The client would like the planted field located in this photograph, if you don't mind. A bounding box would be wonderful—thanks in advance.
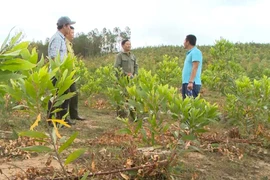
[0,33,270,179]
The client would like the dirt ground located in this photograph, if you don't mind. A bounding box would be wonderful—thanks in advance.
[0,102,270,180]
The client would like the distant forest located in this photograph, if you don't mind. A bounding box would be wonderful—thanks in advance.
[29,26,131,59]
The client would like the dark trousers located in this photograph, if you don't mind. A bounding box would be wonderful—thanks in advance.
[69,83,79,119]
[182,82,201,99]
[47,77,70,120]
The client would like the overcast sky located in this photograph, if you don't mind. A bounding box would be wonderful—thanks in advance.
[1,0,269,48]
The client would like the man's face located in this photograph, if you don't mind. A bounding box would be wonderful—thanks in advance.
[66,29,74,41]
[183,38,189,49]
[122,41,131,52]
[63,24,71,36]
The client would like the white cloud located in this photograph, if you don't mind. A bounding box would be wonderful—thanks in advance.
[1,0,270,48]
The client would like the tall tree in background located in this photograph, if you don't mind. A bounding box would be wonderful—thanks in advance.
[73,32,90,57]
[30,26,131,59]
[28,38,49,59]
[74,26,131,57]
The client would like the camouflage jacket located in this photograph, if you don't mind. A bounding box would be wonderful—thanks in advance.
[114,51,138,76]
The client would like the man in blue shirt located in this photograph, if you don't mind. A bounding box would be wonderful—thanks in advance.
[182,34,203,99]
[47,16,76,126]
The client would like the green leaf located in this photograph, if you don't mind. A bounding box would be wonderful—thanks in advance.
[134,119,143,134]
[118,128,132,135]
[80,171,90,180]
[65,149,86,165]
[181,134,196,141]
[1,50,22,57]
[20,48,31,60]
[127,170,138,176]
[0,59,36,71]
[189,145,202,153]
[51,128,57,144]
[0,27,14,51]
[30,48,38,64]
[12,41,29,51]
[20,145,52,153]
[19,131,48,139]
[37,54,45,68]
[11,129,19,140]
[53,92,76,108]
[57,71,76,96]
[51,108,63,114]
[195,128,208,133]
[211,143,219,148]
[9,32,22,46]
[0,71,25,81]
[173,131,179,138]
[58,132,78,154]
[25,80,37,99]
[57,79,74,96]
[59,136,67,144]
[162,123,170,132]
[140,129,148,142]
[12,105,28,110]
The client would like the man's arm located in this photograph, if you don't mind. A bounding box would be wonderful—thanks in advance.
[114,54,122,77]
[48,38,61,59]
[187,50,202,90]
[189,61,199,83]
[114,54,122,68]
[134,57,138,75]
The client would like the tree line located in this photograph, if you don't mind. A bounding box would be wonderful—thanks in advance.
[29,26,131,59]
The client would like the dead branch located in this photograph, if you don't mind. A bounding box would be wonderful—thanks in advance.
[53,160,169,180]
[200,136,262,145]
[0,168,10,180]
[0,130,12,134]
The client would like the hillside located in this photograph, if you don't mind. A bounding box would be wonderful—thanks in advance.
[1,36,270,179]
[84,43,270,77]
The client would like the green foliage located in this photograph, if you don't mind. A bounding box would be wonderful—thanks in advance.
[0,31,86,179]
[20,146,52,153]
[28,38,49,60]
[58,132,78,153]
[74,58,90,90]
[156,55,182,87]
[121,69,219,145]
[225,75,270,136]
[169,97,219,136]
[74,27,131,57]
[210,38,236,61]
[64,148,86,165]
[128,87,219,145]
[4,28,270,178]
[0,31,35,106]
[79,54,219,145]
[106,71,130,114]
[125,69,176,144]
[202,60,246,93]
[31,27,131,58]
[202,38,246,93]
[80,64,116,98]
[19,131,48,139]
[4,53,77,116]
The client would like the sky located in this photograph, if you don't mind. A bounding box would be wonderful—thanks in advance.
[1,0,270,48]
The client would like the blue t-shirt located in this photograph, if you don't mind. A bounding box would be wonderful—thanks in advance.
[182,46,203,85]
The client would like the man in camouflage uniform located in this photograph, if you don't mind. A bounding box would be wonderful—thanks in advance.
[114,39,138,78]
[114,39,138,120]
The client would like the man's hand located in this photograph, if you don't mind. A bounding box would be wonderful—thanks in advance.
[187,82,193,90]
[127,73,133,76]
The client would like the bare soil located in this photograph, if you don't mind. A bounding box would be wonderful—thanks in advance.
[0,102,270,179]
